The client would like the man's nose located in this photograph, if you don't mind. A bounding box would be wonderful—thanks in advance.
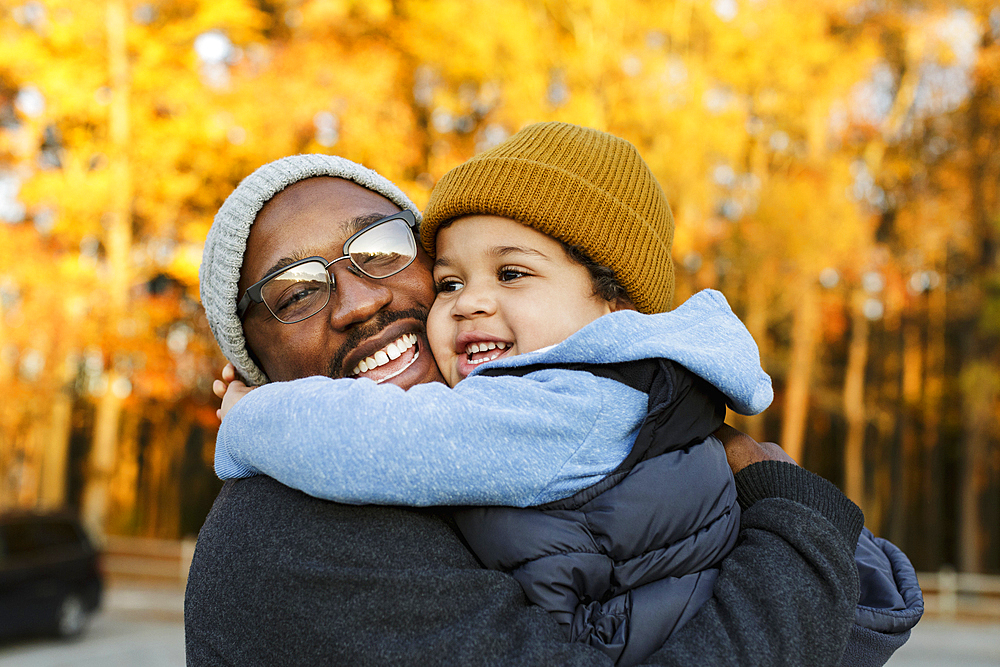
[326,263,393,329]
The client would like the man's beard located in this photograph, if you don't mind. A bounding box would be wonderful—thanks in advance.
[325,306,429,379]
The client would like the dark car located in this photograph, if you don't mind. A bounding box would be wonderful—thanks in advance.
[0,511,103,639]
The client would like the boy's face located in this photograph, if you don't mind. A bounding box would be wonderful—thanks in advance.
[428,215,616,387]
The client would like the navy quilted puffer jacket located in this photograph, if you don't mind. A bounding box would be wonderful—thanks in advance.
[456,359,737,666]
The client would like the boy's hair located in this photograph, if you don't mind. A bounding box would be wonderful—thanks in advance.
[422,122,675,314]
[559,242,631,305]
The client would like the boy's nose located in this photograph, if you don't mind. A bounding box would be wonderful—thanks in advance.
[452,284,495,319]
[326,263,393,329]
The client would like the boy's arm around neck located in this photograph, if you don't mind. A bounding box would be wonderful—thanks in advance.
[214,370,645,506]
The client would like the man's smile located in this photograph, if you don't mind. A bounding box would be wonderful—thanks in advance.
[350,332,421,383]
[325,305,434,385]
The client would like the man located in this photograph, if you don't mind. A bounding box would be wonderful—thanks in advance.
[185,154,885,666]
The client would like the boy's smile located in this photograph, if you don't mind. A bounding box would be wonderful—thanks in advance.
[428,215,620,387]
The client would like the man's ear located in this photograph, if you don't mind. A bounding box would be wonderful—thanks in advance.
[609,296,637,312]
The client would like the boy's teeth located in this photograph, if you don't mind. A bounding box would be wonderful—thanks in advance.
[351,334,419,377]
[464,341,508,355]
[464,340,511,365]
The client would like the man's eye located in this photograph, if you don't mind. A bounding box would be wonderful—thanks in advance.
[498,267,528,282]
[435,278,463,294]
[358,251,403,270]
[274,283,322,312]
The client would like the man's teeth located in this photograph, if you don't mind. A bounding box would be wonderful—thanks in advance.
[465,341,509,365]
[351,334,417,376]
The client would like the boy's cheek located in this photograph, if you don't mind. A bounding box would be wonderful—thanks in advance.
[426,301,458,387]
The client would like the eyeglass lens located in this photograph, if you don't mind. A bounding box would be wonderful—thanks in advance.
[348,220,416,279]
[260,217,416,323]
[261,261,330,323]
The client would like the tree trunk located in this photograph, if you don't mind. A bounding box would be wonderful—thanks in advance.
[956,24,999,574]
[82,0,132,538]
[842,292,869,509]
[39,387,74,509]
[895,315,923,550]
[920,280,946,568]
[781,278,819,464]
[83,384,123,535]
[106,409,142,534]
[959,362,997,573]
[739,275,770,443]
[16,416,42,507]
[139,410,186,538]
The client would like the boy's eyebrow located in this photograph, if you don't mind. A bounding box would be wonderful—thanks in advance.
[490,245,550,260]
[433,245,550,271]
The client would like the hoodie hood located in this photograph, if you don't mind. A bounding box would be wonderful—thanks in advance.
[474,289,772,416]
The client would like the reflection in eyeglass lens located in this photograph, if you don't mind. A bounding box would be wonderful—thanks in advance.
[349,219,416,277]
[263,262,329,322]
[257,218,416,323]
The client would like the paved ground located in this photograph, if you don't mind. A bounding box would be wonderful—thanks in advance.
[0,584,185,667]
[887,618,1000,666]
[1,584,996,666]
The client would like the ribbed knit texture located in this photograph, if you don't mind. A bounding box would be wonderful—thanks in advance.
[422,122,676,314]
[734,461,865,547]
[199,154,421,385]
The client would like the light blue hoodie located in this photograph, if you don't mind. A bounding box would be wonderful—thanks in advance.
[215,289,772,507]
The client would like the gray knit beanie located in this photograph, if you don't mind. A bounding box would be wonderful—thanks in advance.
[199,154,422,385]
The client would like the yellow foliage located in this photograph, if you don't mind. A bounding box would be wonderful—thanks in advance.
[0,0,998,553]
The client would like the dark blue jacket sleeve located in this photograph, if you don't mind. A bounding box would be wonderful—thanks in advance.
[640,461,865,667]
[840,528,924,667]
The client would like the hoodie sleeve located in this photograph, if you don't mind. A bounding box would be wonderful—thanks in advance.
[214,370,646,507]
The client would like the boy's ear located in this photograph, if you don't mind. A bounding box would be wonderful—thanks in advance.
[609,296,637,312]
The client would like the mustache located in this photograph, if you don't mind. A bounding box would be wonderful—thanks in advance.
[326,306,429,379]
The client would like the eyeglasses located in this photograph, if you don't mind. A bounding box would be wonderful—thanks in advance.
[237,210,418,324]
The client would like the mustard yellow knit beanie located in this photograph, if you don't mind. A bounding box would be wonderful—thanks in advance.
[422,122,675,314]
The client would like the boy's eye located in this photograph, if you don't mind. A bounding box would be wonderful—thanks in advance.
[497,267,529,282]
[435,278,463,294]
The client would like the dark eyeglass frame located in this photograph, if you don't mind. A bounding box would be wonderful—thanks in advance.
[236,209,418,323]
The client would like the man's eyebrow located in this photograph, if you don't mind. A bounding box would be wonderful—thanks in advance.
[259,254,311,282]
[256,212,395,280]
[344,212,394,237]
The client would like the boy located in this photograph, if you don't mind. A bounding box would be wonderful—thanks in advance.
[215,124,919,666]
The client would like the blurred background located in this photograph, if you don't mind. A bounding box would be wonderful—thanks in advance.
[0,0,999,657]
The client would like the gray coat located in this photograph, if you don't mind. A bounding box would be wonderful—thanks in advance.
[185,461,866,666]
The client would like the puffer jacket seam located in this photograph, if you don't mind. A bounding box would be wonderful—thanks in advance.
[503,503,739,573]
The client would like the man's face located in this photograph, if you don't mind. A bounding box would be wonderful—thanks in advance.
[238,177,444,388]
